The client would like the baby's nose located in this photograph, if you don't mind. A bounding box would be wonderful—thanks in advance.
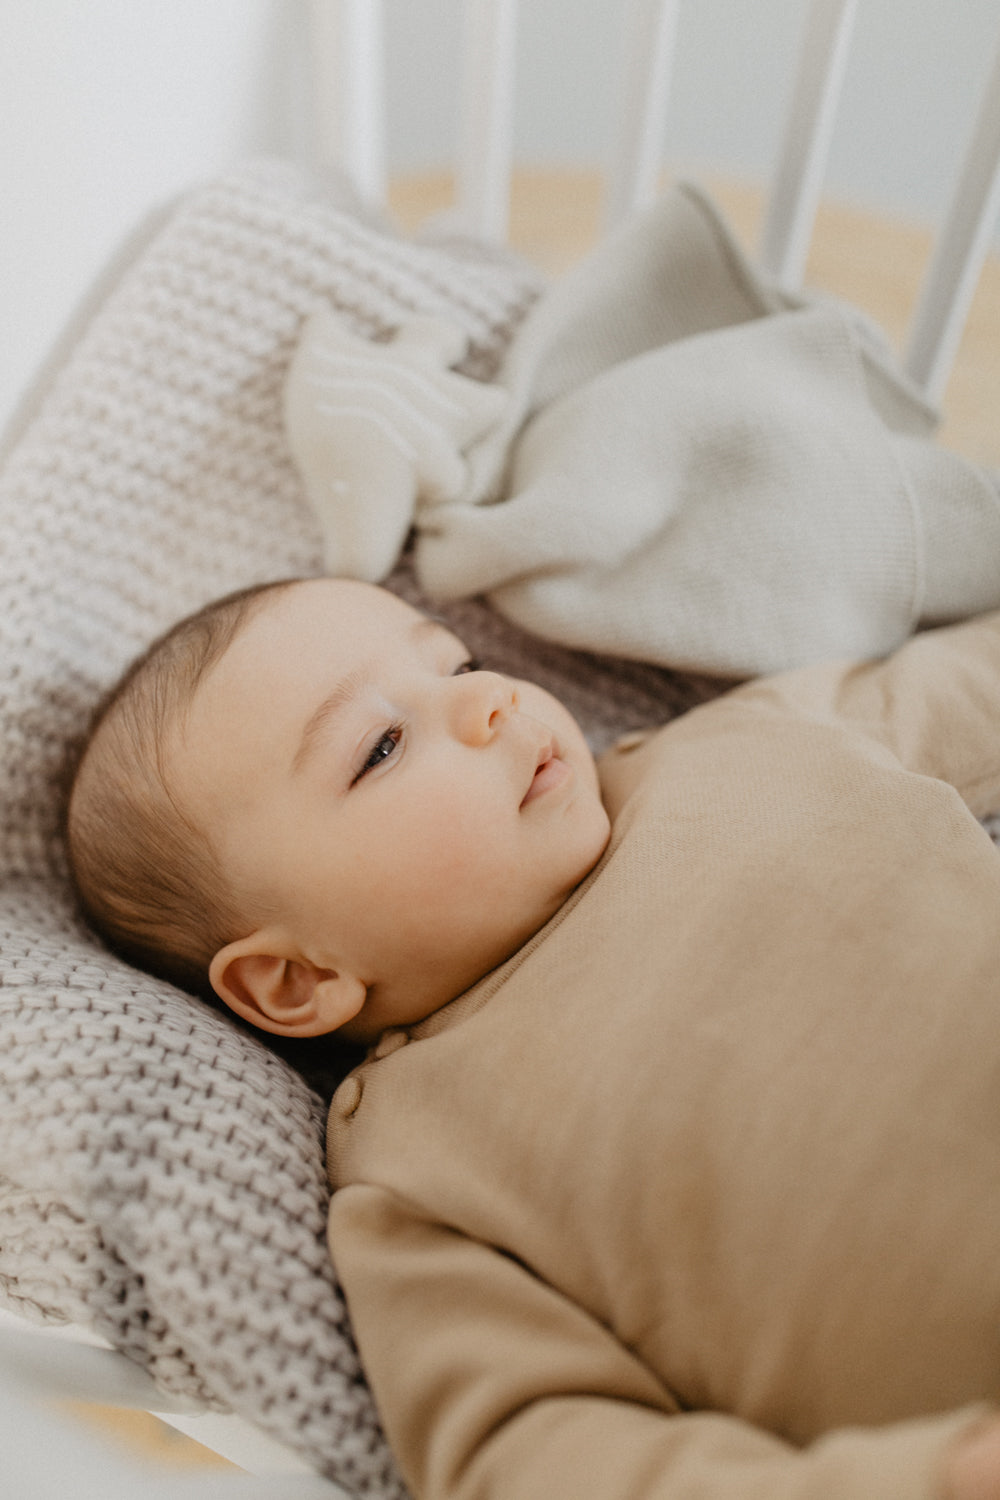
[452,672,519,746]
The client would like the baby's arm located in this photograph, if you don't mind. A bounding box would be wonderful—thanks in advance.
[737,608,1000,818]
[330,1186,987,1500]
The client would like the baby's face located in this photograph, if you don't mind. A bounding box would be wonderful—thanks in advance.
[171,579,610,1042]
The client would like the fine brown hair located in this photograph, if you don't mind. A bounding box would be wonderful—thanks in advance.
[65,578,302,998]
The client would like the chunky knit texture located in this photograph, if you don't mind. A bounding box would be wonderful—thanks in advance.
[0,159,738,1493]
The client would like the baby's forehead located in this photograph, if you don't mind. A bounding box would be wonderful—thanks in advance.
[191,579,443,714]
[249,579,459,660]
[260,577,426,633]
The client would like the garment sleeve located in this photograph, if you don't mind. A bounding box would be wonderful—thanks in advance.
[329,1185,984,1500]
[738,608,1000,817]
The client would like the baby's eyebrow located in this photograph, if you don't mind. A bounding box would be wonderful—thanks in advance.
[291,615,462,775]
[410,613,460,645]
[291,666,369,776]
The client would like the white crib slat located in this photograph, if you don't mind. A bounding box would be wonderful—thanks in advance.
[759,0,858,288]
[0,1323,199,1412]
[0,1313,344,1486]
[0,1365,348,1500]
[155,1410,333,1478]
[604,0,681,231]
[905,37,1000,405]
[456,0,519,242]
[309,0,387,205]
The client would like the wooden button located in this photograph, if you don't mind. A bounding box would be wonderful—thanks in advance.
[615,729,649,752]
[374,1030,409,1060]
[335,1076,364,1119]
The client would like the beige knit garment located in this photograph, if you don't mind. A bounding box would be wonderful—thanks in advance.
[329,608,1000,1500]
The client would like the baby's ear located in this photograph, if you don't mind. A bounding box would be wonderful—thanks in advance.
[209,932,367,1038]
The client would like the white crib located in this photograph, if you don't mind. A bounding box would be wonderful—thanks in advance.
[313,0,1000,409]
[3,1,1000,1493]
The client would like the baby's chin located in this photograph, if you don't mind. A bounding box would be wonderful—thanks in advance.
[582,801,613,872]
[555,795,613,903]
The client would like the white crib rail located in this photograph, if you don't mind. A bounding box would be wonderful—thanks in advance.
[0,1367,349,1500]
[309,0,386,205]
[758,0,859,288]
[608,0,860,283]
[310,0,520,240]
[311,0,1000,406]
[456,0,519,241]
[305,0,863,274]
[0,1310,348,1495]
[0,1318,201,1413]
[605,0,681,230]
[905,33,1000,406]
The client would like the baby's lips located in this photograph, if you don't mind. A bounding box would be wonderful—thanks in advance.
[520,735,558,808]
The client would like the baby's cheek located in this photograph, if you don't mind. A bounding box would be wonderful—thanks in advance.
[430,816,497,885]
[396,794,489,883]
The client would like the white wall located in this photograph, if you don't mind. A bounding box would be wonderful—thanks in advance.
[3,0,999,434]
[1,0,312,435]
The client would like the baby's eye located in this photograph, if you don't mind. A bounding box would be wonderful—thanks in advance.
[454,657,484,675]
[353,724,403,785]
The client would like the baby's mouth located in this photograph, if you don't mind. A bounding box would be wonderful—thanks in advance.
[520,739,567,808]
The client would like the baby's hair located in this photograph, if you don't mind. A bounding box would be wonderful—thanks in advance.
[66,577,303,999]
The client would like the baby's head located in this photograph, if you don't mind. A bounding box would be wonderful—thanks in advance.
[67,578,611,1043]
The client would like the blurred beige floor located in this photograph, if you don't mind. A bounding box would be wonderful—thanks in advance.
[73,162,1000,1476]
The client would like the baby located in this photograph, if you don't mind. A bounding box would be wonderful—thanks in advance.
[67,575,1000,1500]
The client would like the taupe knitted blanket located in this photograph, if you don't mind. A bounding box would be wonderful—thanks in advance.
[0,160,729,1495]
